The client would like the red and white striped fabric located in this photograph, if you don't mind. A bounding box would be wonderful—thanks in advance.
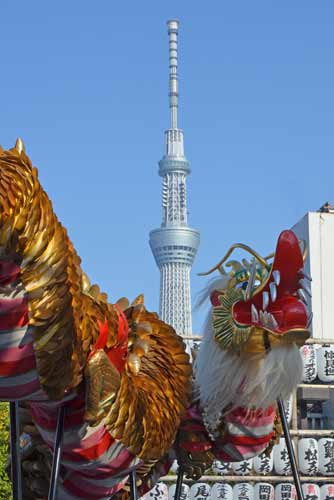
[213,406,276,461]
[0,259,142,499]
[0,259,44,401]
[178,403,275,465]
[30,395,142,499]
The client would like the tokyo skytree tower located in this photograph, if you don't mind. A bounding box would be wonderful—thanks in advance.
[149,20,200,341]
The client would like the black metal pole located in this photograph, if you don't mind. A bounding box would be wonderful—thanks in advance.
[48,405,66,500]
[277,396,304,500]
[173,467,184,500]
[129,469,138,500]
[9,401,22,500]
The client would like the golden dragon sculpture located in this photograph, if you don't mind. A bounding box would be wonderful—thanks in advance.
[0,140,311,499]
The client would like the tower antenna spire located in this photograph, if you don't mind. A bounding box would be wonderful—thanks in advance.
[150,20,200,350]
[167,19,179,129]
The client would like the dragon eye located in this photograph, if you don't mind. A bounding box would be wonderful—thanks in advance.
[236,281,248,290]
[236,279,261,292]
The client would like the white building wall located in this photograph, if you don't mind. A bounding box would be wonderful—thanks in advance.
[292,211,334,340]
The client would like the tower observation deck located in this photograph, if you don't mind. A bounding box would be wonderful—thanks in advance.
[149,20,200,342]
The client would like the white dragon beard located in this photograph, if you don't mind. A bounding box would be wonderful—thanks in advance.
[194,278,303,434]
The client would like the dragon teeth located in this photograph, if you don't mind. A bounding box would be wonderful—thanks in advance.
[272,270,280,286]
[262,291,269,311]
[269,282,277,302]
[251,304,259,323]
[268,313,278,330]
[299,279,312,297]
[259,310,278,330]
[299,268,312,281]
[298,288,308,304]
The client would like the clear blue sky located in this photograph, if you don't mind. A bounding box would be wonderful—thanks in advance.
[1,1,334,332]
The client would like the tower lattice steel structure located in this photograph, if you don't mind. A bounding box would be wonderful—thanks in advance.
[149,20,200,342]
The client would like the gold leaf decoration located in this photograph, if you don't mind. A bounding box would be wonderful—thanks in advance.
[84,350,121,426]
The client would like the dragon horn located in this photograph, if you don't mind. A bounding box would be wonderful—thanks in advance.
[14,138,25,154]
[245,258,257,301]
[198,243,270,276]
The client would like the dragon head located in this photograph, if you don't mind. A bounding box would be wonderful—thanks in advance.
[202,230,311,354]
